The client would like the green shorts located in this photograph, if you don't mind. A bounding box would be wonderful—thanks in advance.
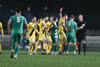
[11,32,22,44]
[51,35,58,43]
[66,32,76,43]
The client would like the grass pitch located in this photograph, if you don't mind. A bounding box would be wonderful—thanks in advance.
[0,50,100,67]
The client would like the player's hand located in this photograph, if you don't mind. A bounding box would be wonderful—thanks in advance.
[60,8,63,12]
[47,32,51,36]
[78,26,83,30]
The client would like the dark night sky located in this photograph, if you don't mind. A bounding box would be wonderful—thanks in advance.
[0,0,100,30]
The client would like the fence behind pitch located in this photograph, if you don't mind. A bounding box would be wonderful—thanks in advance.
[1,35,100,51]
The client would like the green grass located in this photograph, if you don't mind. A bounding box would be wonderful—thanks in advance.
[0,50,100,67]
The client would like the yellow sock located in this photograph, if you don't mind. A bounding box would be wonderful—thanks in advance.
[48,44,52,51]
[59,41,63,50]
[0,44,2,52]
[44,43,48,52]
[41,45,44,52]
[29,44,33,52]
[34,44,39,52]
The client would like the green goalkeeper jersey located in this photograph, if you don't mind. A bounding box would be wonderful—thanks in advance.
[9,15,27,34]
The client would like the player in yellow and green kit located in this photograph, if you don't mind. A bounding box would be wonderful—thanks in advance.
[0,22,4,54]
[8,8,28,58]
[49,17,59,55]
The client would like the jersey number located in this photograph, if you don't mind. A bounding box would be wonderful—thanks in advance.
[17,17,21,23]
[68,22,71,26]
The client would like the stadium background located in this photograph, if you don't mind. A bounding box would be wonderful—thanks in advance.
[0,0,100,51]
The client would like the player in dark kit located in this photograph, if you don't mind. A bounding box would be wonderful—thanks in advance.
[76,15,87,55]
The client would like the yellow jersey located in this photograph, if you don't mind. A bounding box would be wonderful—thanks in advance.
[45,21,51,32]
[28,22,38,37]
[39,20,46,34]
[28,22,39,42]
[0,22,3,36]
[59,17,65,25]
[0,22,3,29]
[58,17,65,33]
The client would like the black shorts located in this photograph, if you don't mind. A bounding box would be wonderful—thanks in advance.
[76,34,86,42]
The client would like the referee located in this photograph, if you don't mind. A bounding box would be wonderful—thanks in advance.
[76,15,87,55]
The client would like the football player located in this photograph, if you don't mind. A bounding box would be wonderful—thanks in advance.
[0,22,4,54]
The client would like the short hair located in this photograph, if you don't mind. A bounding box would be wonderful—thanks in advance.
[53,16,57,21]
[78,14,84,17]
[15,8,21,13]
[70,15,74,18]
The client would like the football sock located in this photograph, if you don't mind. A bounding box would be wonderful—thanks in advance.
[78,43,81,55]
[15,45,20,55]
[34,44,38,52]
[59,41,63,50]
[76,42,79,50]
[51,45,55,52]
[54,45,57,52]
[83,44,86,55]
[66,45,70,52]
[44,43,48,52]
[73,45,76,53]
[48,44,52,51]
[29,44,33,52]
[0,44,2,52]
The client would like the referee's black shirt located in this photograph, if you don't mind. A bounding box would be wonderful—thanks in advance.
[76,21,87,36]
